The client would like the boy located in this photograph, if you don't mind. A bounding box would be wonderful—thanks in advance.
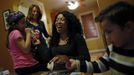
[66,1,134,75]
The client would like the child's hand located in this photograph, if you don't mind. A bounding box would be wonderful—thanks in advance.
[25,28,32,34]
[66,59,78,70]
[33,39,40,45]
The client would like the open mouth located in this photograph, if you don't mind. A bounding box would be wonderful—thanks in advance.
[57,26,62,29]
[56,24,63,31]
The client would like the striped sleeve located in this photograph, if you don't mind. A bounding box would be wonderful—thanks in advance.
[80,52,110,73]
[109,51,134,74]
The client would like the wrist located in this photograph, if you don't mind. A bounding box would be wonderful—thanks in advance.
[75,60,80,71]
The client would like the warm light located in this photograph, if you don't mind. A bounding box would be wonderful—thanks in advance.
[67,1,79,10]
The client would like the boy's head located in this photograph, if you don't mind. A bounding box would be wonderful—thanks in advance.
[95,2,134,49]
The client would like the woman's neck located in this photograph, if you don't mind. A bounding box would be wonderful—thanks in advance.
[59,33,69,45]
[60,33,68,40]
[30,19,38,26]
[31,19,38,23]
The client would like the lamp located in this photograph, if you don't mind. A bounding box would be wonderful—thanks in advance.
[67,0,79,10]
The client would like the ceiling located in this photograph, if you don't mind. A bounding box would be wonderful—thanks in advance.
[38,0,97,11]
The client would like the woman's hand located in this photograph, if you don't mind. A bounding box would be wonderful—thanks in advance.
[50,55,69,64]
[66,59,79,70]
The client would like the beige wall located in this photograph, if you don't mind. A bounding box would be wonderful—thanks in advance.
[97,0,134,10]
[0,0,16,73]
[44,8,53,35]
[75,2,105,50]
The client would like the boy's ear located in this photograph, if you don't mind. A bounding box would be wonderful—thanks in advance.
[125,21,134,32]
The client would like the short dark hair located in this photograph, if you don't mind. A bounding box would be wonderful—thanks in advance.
[95,1,134,27]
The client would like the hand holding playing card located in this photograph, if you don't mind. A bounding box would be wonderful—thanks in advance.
[47,61,54,71]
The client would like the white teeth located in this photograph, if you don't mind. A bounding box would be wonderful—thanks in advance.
[57,26,62,28]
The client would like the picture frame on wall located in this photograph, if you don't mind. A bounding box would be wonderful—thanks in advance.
[2,9,10,30]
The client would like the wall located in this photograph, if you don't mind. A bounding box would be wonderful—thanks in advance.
[0,0,16,73]
[97,0,134,11]
[75,2,105,50]
[44,8,53,35]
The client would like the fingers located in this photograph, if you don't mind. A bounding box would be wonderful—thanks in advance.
[66,59,77,70]
[25,28,31,31]
[50,55,69,64]
[47,57,59,71]
[65,60,71,69]
[56,58,62,64]
[47,61,54,71]
[25,28,32,34]
[49,57,59,63]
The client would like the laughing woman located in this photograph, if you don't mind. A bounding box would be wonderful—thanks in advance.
[49,11,91,71]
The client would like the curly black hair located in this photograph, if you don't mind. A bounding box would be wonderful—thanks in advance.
[50,11,83,47]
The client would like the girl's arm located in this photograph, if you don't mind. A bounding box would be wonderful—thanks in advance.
[16,28,32,53]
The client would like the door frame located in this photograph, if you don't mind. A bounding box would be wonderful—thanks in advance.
[79,11,99,41]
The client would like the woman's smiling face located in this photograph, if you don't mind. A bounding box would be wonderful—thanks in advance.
[55,14,68,34]
[32,7,39,20]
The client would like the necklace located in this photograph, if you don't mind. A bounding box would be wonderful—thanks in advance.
[59,37,69,45]
[29,21,38,26]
